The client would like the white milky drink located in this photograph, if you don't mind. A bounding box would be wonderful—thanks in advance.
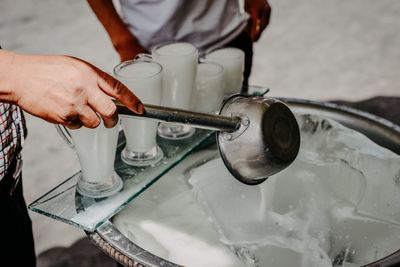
[114,60,163,166]
[153,42,198,140]
[152,42,198,110]
[122,120,158,153]
[204,48,244,95]
[69,122,119,184]
[193,62,224,113]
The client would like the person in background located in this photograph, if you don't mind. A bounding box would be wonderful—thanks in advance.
[0,48,143,266]
[87,0,271,92]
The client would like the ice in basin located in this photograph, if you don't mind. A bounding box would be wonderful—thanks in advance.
[113,114,400,267]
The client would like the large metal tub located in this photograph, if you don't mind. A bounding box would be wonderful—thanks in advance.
[89,98,400,267]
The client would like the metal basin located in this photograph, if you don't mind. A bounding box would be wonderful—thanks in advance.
[89,98,400,267]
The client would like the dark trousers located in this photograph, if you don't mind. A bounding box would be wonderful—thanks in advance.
[224,30,254,93]
[0,159,36,267]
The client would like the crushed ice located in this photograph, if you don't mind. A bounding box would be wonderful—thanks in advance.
[114,114,400,267]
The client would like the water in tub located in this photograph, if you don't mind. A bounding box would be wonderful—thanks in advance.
[113,114,400,267]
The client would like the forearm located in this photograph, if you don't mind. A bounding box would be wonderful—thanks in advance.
[0,50,19,103]
[87,0,138,49]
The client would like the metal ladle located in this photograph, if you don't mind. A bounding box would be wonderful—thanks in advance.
[116,95,301,185]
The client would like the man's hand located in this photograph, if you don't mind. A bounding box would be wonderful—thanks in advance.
[113,33,148,62]
[0,50,143,129]
[245,0,271,42]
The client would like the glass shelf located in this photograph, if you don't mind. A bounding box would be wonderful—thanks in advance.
[29,129,214,232]
[28,85,269,232]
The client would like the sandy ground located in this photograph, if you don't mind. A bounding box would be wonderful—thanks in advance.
[0,0,399,255]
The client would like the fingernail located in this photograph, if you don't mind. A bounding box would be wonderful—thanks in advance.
[136,102,144,114]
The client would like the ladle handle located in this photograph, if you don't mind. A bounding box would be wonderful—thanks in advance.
[114,101,241,133]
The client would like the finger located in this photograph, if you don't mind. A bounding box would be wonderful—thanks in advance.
[63,114,84,130]
[75,104,101,128]
[254,18,262,41]
[64,123,83,130]
[254,11,269,41]
[87,90,119,128]
[247,17,257,41]
[252,11,261,40]
[260,8,270,29]
[96,71,144,114]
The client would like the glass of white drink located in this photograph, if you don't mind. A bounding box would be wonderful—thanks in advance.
[152,42,198,140]
[64,122,122,198]
[204,47,244,95]
[192,62,224,113]
[114,59,164,166]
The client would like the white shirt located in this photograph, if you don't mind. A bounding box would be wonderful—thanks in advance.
[119,0,249,54]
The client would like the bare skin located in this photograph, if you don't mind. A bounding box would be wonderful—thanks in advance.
[0,49,144,129]
[87,0,147,62]
[245,0,272,41]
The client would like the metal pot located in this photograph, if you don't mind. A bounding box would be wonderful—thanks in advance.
[88,98,400,267]
[115,95,301,185]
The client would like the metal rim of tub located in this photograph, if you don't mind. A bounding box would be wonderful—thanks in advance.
[89,98,400,267]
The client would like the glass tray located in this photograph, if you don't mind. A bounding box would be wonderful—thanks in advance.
[29,129,214,231]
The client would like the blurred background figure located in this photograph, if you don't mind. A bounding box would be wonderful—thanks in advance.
[87,0,271,91]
